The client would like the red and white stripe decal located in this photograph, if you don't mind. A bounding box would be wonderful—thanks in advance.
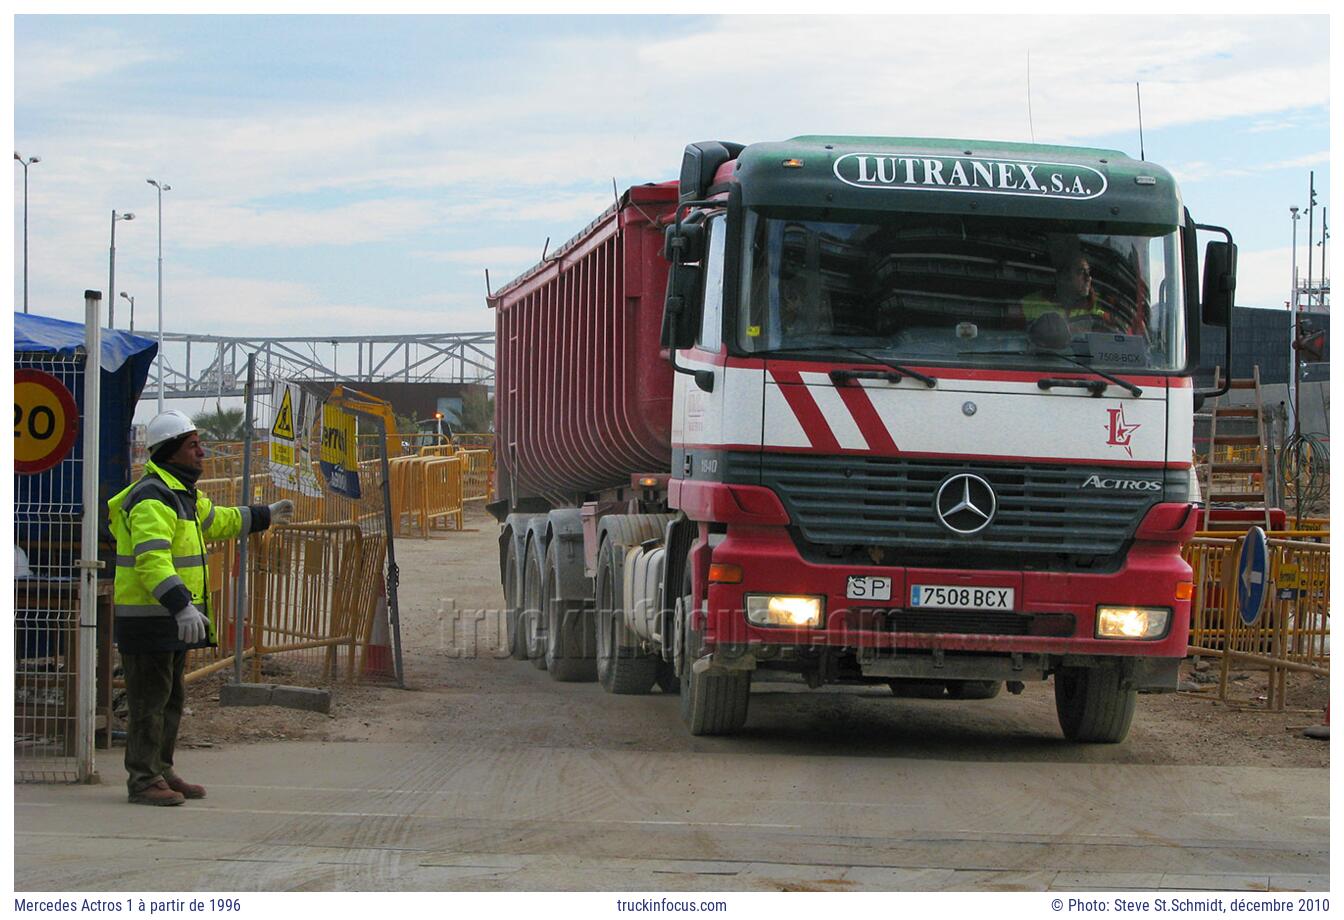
[769,367,840,452]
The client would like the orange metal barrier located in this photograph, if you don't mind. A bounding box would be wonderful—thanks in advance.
[1182,533,1330,709]
[422,457,465,533]
[456,448,493,503]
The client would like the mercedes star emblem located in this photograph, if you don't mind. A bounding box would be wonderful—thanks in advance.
[962,401,977,416]
[934,473,997,535]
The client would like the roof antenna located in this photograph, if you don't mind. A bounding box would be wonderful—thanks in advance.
[1136,82,1146,161]
[484,268,493,300]
[1026,50,1036,143]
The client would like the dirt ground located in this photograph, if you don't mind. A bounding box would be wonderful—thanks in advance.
[176,506,1329,768]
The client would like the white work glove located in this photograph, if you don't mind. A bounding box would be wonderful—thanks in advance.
[269,499,295,525]
[174,604,208,645]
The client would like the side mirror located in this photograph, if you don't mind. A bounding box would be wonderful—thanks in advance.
[660,262,703,350]
[1201,240,1236,327]
[663,221,705,264]
[679,140,745,203]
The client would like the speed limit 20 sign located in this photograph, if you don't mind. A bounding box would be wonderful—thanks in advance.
[14,368,80,475]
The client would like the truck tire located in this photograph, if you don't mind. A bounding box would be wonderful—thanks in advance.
[1054,665,1137,743]
[595,536,658,694]
[522,538,547,670]
[503,536,528,661]
[676,566,749,736]
[946,680,1002,700]
[543,539,597,682]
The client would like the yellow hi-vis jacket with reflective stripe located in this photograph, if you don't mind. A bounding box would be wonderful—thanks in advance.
[108,459,254,647]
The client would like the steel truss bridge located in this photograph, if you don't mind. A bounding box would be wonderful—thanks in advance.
[145,331,495,399]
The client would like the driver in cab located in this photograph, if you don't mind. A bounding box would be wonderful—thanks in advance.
[779,273,832,341]
[1020,251,1137,348]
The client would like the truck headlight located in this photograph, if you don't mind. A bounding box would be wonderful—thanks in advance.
[745,595,824,628]
[1096,606,1171,639]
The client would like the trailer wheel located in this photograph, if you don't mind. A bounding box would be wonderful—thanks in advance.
[522,538,547,670]
[1054,665,1136,743]
[676,566,749,736]
[595,536,658,694]
[946,680,1002,700]
[543,540,596,682]
[503,536,528,661]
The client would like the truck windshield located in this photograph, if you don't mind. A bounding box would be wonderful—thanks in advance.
[736,212,1186,373]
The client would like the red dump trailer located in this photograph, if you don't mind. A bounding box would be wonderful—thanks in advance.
[492,182,678,509]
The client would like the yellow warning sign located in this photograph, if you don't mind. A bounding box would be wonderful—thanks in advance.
[271,387,296,440]
[1278,563,1301,590]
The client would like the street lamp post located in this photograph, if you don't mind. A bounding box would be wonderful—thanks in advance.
[108,210,135,328]
[1289,206,1301,437]
[14,152,40,314]
[120,291,135,333]
[148,179,172,412]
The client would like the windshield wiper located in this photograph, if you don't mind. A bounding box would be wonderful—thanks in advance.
[756,342,938,388]
[959,348,1142,397]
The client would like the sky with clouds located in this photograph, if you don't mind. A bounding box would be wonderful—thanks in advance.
[10,13,1332,393]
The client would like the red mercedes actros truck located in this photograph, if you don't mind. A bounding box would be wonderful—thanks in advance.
[489,136,1237,742]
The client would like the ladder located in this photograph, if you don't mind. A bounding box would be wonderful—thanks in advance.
[1200,366,1272,531]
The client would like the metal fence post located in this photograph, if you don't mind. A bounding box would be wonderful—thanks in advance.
[233,352,257,686]
[76,290,103,783]
[374,415,405,687]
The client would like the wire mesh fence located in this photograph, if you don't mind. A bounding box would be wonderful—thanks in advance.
[14,350,88,782]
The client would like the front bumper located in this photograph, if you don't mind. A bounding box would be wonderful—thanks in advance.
[701,523,1193,661]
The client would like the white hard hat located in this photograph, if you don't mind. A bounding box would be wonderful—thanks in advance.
[146,409,198,451]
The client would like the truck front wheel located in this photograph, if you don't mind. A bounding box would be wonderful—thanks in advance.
[1054,665,1137,743]
[676,566,750,736]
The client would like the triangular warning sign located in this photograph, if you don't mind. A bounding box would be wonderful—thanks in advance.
[271,387,296,440]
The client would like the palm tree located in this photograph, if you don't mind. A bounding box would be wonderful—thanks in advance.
[195,406,247,442]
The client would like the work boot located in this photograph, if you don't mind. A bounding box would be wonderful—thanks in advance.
[165,775,206,799]
[128,779,185,806]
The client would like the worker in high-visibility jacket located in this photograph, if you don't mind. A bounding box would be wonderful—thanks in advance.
[109,410,294,806]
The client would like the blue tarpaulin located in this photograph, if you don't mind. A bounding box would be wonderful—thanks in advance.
[15,311,158,377]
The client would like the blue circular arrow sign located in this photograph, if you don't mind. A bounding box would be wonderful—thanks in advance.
[1236,526,1269,626]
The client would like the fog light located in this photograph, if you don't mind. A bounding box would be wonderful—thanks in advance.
[745,594,823,628]
[1096,606,1171,639]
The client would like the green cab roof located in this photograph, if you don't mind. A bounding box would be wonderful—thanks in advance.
[734,135,1182,232]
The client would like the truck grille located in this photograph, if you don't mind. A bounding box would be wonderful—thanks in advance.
[751,454,1174,564]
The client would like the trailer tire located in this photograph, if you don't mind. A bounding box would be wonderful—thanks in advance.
[1054,665,1136,743]
[595,536,658,694]
[543,540,596,682]
[522,538,547,670]
[946,680,1002,700]
[676,567,749,736]
[503,536,529,661]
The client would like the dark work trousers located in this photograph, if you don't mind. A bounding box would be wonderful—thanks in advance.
[121,650,188,794]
